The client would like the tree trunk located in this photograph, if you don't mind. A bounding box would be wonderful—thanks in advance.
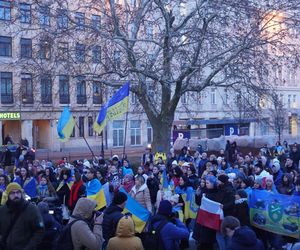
[151,120,173,153]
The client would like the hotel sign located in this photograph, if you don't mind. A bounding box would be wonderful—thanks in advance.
[0,112,21,120]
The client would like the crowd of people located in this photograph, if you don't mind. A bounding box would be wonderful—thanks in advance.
[0,140,300,250]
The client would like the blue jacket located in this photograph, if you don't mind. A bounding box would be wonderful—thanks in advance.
[273,169,283,188]
[152,214,189,250]
[226,226,264,250]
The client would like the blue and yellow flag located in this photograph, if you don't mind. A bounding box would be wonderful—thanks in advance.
[93,82,130,133]
[182,187,198,220]
[57,107,75,142]
[120,188,151,233]
[161,169,169,191]
[87,179,107,210]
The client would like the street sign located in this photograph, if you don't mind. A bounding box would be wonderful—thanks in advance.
[224,124,239,136]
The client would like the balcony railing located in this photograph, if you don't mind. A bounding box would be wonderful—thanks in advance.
[77,95,87,104]
[59,94,70,104]
[1,94,13,104]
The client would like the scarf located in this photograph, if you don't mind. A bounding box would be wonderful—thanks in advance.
[69,180,83,208]
[123,179,135,193]
[38,183,49,197]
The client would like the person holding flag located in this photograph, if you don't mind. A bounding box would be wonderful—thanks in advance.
[86,168,106,210]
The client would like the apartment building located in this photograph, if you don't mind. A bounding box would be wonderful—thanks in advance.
[0,0,299,154]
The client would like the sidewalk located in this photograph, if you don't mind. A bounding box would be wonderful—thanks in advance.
[35,146,145,163]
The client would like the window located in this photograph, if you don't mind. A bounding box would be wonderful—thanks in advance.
[114,50,121,69]
[75,12,85,30]
[197,92,203,105]
[181,92,187,104]
[57,42,68,60]
[92,45,101,63]
[113,120,124,147]
[146,23,153,39]
[20,3,31,24]
[0,0,11,21]
[130,120,141,145]
[40,40,51,59]
[21,73,33,104]
[59,75,69,104]
[57,9,68,29]
[39,6,50,26]
[91,15,101,29]
[93,81,102,104]
[292,94,297,108]
[211,88,216,105]
[131,93,137,104]
[77,76,86,104]
[0,36,11,57]
[0,72,13,104]
[147,121,152,144]
[41,75,52,104]
[76,43,85,63]
[79,117,84,137]
[288,94,291,108]
[20,38,32,58]
[88,117,93,136]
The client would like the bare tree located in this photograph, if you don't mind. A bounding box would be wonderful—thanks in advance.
[3,0,300,151]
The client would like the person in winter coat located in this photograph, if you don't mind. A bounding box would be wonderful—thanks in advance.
[122,174,135,193]
[221,216,264,250]
[146,166,160,209]
[0,182,45,250]
[107,215,144,250]
[187,165,199,189]
[70,197,104,250]
[69,170,86,211]
[277,173,294,195]
[130,175,152,212]
[37,202,62,250]
[193,175,221,250]
[233,189,250,227]
[103,191,128,247]
[37,174,58,202]
[150,200,189,250]
[56,168,73,208]
[217,174,235,217]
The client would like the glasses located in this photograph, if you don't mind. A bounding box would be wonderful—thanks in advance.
[9,191,22,195]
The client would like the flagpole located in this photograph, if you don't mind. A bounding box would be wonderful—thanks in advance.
[74,122,96,160]
[122,111,129,159]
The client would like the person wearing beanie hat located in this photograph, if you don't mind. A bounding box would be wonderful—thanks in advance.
[218,174,229,185]
[271,159,284,188]
[206,175,217,187]
[150,200,189,250]
[102,192,128,247]
[0,182,45,249]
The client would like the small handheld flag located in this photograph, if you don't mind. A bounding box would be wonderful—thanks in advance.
[57,107,75,142]
[93,82,130,134]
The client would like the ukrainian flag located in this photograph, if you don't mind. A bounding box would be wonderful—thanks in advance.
[120,188,151,233]
[161,169,169,191]
[182,187,198,220]
[93,82,130,134]
[57,107,75,142]
[87,179,107,210]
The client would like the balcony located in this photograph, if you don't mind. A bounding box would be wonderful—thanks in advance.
[77,95,87,104]
[41,94,52,104]
[22,94,33,104]
[59,94,70,104]
[1,94,13,104]
[93,95,102,105]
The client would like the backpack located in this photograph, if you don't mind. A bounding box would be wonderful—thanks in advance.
[54,219,82,250]
[143,220,168,250]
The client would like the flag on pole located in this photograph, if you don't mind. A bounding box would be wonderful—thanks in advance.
[196,195,224,231]
[182,187,198,220]
[120,188,151,233]
[93,82,130,134]
[57,107,75,142]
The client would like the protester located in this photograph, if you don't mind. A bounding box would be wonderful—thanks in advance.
[70,197,104,250]
[107,215,144,250]
[103,191,128,247]
[130,175,152,212]
[0,182,45,249]
[150,200,189,250]
[221,216,264,250]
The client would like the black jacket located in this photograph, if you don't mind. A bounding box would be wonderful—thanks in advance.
[0,199,45,250]
[233,201,250,227]
[102,204,124,242]
[217,183,235,216]
[226,226,264,250]
[147,174,160,204]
